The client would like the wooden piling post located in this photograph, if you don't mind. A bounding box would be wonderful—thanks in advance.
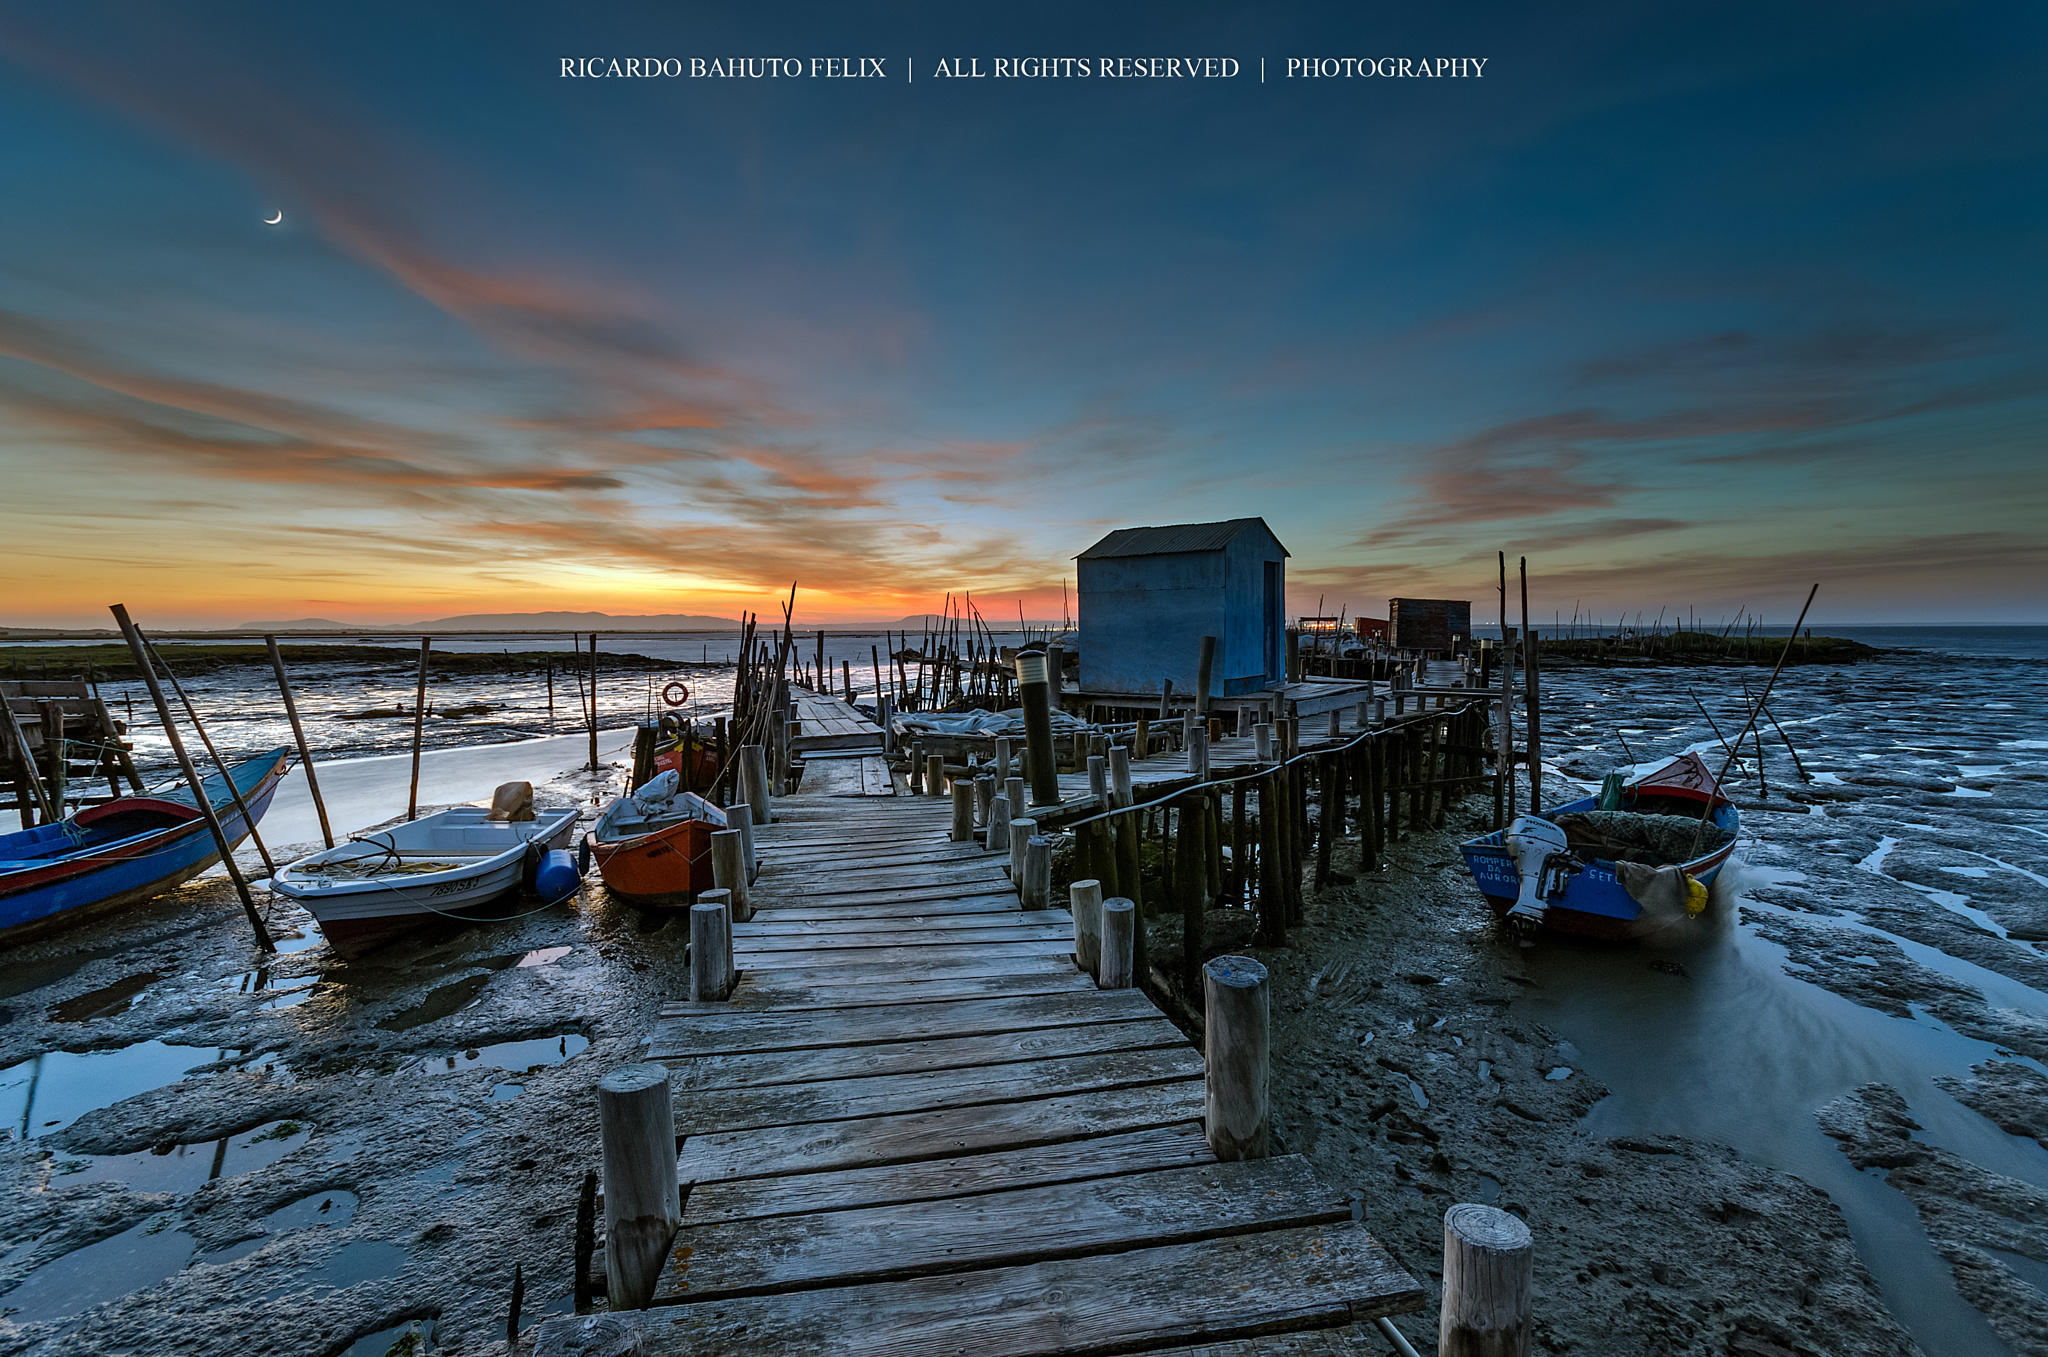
[1254,723,1273,760]
[1005,776,1026,822]
[995,736,1013,782]
[1134,715,1150,760]
[265,636,332,848]
[710,830,751,920]
[598,1064,682,1310]
[109,605,272,952]
[926,753,947,798]
[1099,897,1135,988]
[1023,833,1053,910]
[1108,745,1133,808]
[951,779,975,841]
[1071,878,1103,977]
[988,795,1011,855]
[1440,1203,1534,1357]
[737,745,772,823]
[407,637,431,821]
[727,804,756,881]
[1009,817,1037,883]
[1203,954,1270,1160]
[1195,634,1217,717]
[1016,651,1060,807]
[689,897,733,1001]
[1188,727,1209,780]
[1087,753,1108,801]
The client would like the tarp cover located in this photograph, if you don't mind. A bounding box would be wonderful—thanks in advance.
[891,707,1093,740]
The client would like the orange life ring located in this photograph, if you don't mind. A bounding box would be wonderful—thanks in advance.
[661,681,690,707]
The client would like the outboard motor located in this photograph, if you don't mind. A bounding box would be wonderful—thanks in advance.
[1503,815,1572,935]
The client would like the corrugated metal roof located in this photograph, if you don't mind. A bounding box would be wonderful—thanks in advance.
[1077,517,1288,560]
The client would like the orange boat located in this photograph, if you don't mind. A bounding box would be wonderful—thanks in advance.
[585,772,727,905]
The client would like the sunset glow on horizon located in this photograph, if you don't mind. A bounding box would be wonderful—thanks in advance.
[2,2,2043,630]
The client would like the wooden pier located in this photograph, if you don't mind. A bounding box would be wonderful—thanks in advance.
[537,692,1424,1355]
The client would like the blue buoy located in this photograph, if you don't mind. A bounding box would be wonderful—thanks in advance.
[533,849,582,906]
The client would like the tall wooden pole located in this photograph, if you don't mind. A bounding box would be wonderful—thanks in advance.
[109,605,273,951]
[146,635,276,876]
[407,637,431,821]
[1017,651,1060,808]
[265,636,332,848]
[587,632,600,771]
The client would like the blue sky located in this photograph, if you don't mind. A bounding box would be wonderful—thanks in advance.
[0,0,2042,626]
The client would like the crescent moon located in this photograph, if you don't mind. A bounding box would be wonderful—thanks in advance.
[263,210,283,225]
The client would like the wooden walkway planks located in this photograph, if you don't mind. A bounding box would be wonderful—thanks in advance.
[536,689,1420,1355]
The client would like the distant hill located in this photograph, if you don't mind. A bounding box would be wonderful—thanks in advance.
[238,611,736,632]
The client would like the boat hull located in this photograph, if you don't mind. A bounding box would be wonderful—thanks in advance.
[271,807,578,952]
[589,817,718,905]
[0,750,290,942]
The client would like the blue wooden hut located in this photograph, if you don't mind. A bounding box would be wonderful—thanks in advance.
[1075,518,1289,699]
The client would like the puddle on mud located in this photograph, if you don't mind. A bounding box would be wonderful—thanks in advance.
[341,1317,435,1357]
[374,946,572,1032]
[0,1215,197,1327]
[50,1119,312,1195]
[418,1032,588,1077]
[378,973,496,1032]
[0,1040,232,1138]
[267,1188,359,1232]
[47,970,170,1024]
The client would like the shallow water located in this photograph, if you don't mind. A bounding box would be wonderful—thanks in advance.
[1523,637,2048,1355]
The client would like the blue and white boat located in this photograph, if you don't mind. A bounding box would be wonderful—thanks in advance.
[0,748,291,942]
[1458,751,1740,940]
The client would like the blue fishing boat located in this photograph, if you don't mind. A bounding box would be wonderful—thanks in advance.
[0,748,291,942]
[1459,751,1740,940]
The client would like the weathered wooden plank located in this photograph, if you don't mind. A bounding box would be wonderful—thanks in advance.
[747,882,1017,912]
[737,910,1066,937]
[668,1017,1188,1092]
[533,1221,1422,1354]
[656,1156,1342,1303]
[734,938,1078,971]
[762,863,1012,895]
[763,842,986,868]
[734,923,1072,953]
[750,892,1021,921]
[680,969,1099,1012]
[733,950,1076,987]
[683,1121,1214,1225]
[674,1046,1205,1133]
[651,988,1158,1056]
[676,1080,1205,1183]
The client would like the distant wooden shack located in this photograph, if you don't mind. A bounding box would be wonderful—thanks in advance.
[2,681,142,827]
[1388,598,1472,654]
[1077,518,1289,699]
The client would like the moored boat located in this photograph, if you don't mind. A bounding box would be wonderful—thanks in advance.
[0,748,291,943]
[587,771,726,905]
[271,792,578,950]
[1458,751,1740,940]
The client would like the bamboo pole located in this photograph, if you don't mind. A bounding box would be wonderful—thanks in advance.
[408,638,431,821]
[587,632,601,771]
[266,636,332,848]
[109,605,272,951]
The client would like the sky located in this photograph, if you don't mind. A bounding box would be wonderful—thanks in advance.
[0,1,2043,629]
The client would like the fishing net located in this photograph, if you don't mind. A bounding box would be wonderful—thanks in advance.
[1554,810,1728,866]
